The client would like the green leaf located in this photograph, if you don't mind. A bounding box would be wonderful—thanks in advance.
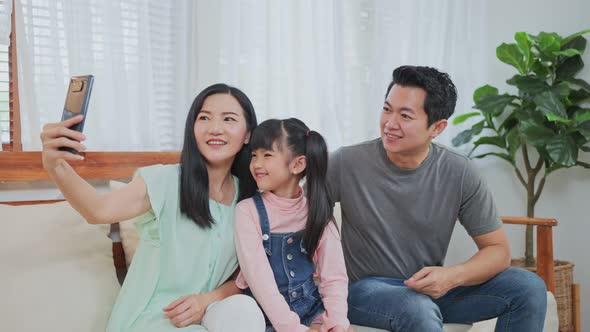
[499,113,519,131]
[515,107,546,123]
[452,112,481,125]
[483,112,494,130]
[569,89,590,104]
[473,136,506,149]
[451,121,485,147]
[572,131,588,146]
[551,82,570,97]
[574,110,590,125]
[506,127,521,159]
[452,129,476,147]
[476,94,515,115]
[506,75,549,94]
[566,78,590,92]
[545,113,572,124]
[546,135,578,166]
[553,49,583,57]
[497,43,526,74]
[471,152,513,164]
[534,91,568,121]
[519,119,556,146]
[576,118,590,140]
[531,60,550,77]
[560,30,590,48]
[556,55,584,80]
[537,32,561,59]
[473,85,498,103]
[515,32,534,70]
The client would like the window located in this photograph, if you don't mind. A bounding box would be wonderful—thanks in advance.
[14,0,181,150]
[0,43,8,146]
[0,0,19,151]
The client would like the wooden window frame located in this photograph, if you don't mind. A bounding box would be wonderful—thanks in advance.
[2,0,21,152]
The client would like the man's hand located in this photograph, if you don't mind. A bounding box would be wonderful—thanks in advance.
[404,266,463,299]
[163,293,213,327]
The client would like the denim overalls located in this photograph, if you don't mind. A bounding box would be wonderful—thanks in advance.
[245,193,325,331]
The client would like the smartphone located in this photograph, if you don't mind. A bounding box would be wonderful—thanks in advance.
[59,75,94,153]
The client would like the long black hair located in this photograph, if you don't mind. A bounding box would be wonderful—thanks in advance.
[180,83,258,228]
[249,118,333,259]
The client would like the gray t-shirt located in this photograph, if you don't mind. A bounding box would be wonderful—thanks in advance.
[327,139,502,281]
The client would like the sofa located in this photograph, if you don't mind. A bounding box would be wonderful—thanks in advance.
[0,197,558,332]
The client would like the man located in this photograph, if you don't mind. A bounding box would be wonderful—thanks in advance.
[327,66,547,331]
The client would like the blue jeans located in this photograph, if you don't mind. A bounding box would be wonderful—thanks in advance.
[348,268,547,332]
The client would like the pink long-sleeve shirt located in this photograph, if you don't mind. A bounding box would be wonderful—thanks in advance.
[234,188,350,332]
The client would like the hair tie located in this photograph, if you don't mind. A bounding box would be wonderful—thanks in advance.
[306,130,311,137]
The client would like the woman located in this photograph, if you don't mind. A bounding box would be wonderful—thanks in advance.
[40,83,265,331]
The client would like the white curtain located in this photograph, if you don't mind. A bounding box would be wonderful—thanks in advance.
[16,0,487,151]
[15,0,193,150]
[0,0,11,44]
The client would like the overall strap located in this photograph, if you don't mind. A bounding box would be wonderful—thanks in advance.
[252,192,272,255]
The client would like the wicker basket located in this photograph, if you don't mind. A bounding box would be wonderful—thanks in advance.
[512,258,575,332]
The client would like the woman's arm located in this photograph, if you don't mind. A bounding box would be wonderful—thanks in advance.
[41,116,151,224]
[163,278,242,328]
[204,274,242,303]
[314,222,350,331]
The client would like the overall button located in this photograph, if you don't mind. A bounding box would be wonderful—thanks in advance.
[286,254,293,261]
[287,237,294,244]
[262,234,269,241]
[289,271,295,277]
[291,291,297,298]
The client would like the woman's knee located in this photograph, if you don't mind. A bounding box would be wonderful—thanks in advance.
[202,294,265,331]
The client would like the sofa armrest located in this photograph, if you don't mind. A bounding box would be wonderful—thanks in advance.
[501,217,557,293]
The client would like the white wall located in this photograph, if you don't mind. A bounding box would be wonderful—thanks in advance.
[445,0,590,329]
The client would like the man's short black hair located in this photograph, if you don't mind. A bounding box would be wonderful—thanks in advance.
[386,66,458,127]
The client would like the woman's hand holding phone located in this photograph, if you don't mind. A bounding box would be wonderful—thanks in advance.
[40,115,87,171]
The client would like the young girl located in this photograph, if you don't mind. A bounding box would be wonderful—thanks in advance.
[234,118,352,332]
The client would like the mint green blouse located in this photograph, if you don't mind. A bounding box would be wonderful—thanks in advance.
[107,164,239,332]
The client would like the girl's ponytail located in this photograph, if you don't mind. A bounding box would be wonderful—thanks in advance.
[303,129,334,259]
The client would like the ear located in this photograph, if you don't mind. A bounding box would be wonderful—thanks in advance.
[290,155,307,175]
[429,119,448,138]
[244,131,251,145]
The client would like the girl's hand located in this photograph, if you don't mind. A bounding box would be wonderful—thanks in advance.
[40,115,86,170]
[163,293,213,327]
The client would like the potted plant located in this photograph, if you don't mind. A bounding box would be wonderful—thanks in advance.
[452,29,589,331]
